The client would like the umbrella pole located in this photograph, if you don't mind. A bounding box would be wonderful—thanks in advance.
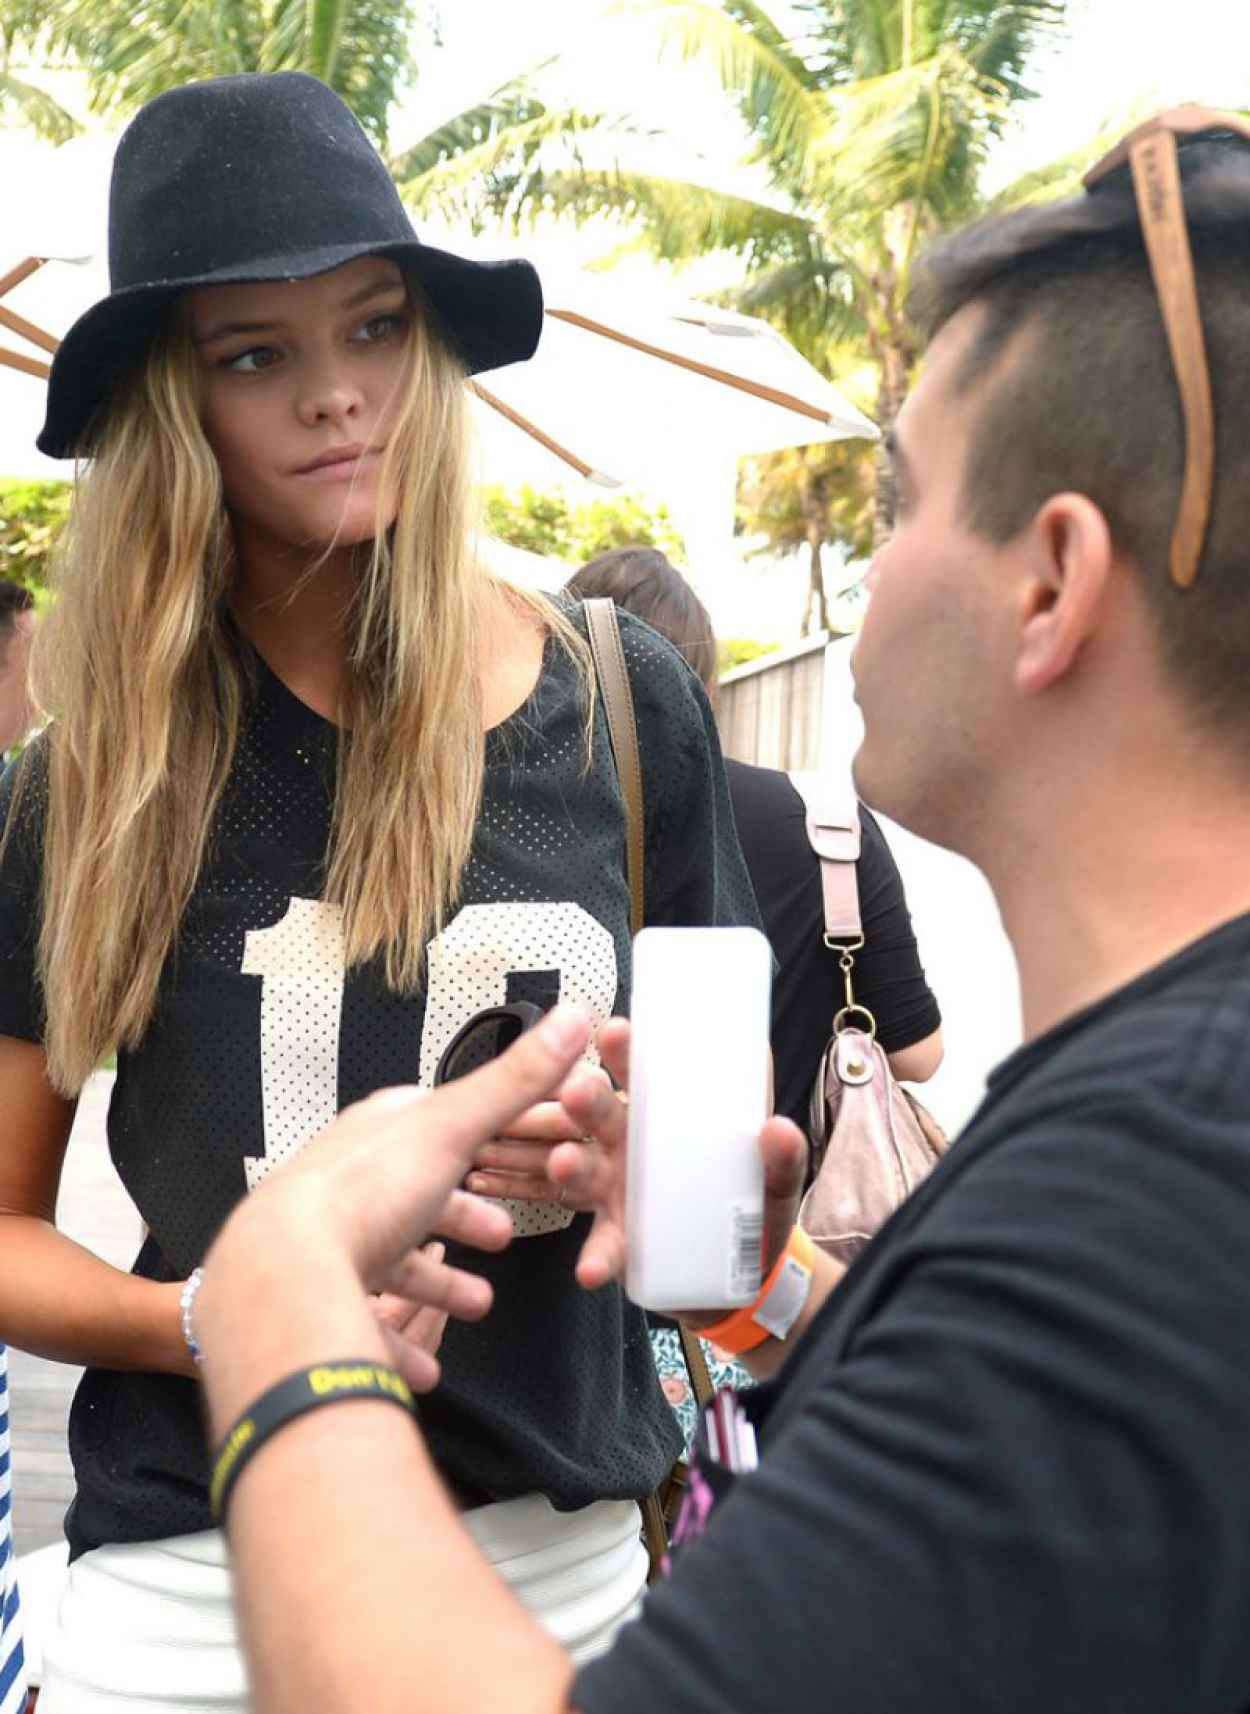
[0,258,45,301]
[0,255,59,382]
[0,301,60,356]
[469,380,618,487]
[545,309,835,427]
[0,346,49,380]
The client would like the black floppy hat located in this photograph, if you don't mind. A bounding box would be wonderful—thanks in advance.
[38,71,543,459]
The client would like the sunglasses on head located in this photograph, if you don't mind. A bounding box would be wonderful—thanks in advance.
[1082,105,1250,590]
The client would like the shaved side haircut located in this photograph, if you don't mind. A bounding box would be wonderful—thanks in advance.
[911,148,1250,743]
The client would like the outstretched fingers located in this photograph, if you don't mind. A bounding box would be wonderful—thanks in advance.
[380,1245,494,1322]
[431,1187,515,1253]
[554,1059,630,1291]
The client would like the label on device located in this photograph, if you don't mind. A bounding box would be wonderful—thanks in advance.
[729,1205,764,1300]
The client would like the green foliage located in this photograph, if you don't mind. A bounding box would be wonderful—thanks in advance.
[737,438,875,564]
[3,0,422,144]
[0,480,71,598]
[482,484,685,566]
[0,64,80,140]
[718,636,778,674]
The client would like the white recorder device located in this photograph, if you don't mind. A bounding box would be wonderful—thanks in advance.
[625,925,771,1313]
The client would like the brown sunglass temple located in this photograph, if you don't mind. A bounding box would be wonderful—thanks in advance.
[1083,107,1250,589]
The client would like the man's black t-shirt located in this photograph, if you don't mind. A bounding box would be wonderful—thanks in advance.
[575,912,1250,1714]
[724,758,940,1137]
[0,607,761,1559]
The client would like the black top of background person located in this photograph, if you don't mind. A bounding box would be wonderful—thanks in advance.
[38,71,542,459]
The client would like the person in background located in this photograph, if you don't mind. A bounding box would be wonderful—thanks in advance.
[0,583,35,760]
[567,550,943,1436]
[182,107,1250,1714]
[566,547,944,1139]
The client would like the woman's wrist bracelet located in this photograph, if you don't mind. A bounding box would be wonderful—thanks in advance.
[699,1226,816,1356]
[210,1360,416,1525]
[180,1267,206,1367]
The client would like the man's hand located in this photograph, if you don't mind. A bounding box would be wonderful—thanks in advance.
[551,1018,808,1308]
[204,1008,598,1393]
[370,1242,453,1394]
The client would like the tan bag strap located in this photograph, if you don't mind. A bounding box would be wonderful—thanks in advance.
[678,1322,715,1411]
[640,1492,670,1576]
[583,598,645,938]
[581,598,716,1576]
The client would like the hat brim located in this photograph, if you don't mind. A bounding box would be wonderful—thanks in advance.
[37,239,542,459]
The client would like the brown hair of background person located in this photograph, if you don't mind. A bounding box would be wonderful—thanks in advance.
[565,547,943,1132]
[567,548,719,694]
[910,142,1250,744]
[0,580,36,755]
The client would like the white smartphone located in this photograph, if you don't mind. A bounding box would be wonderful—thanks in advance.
[625,925,772,1312]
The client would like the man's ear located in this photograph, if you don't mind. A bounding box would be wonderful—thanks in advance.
[1014,493,1114,696]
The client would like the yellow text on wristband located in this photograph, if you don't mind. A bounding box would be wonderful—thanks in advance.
[700,1225,816,1356]
[210,1360,415,1524]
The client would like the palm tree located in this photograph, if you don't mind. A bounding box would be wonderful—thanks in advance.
[401,0,1070,543]
[1,0,428,145]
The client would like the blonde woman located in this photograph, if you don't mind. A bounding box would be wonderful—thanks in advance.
[0,73,760,1713]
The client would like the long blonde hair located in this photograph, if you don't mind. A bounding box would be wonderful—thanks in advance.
[25,285,589,1094]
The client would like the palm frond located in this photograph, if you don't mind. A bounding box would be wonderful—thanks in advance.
[794,0,1066,94]
[308,0,347,83]
[5,0,416,142]
[0,70,81,142]
[719,0,811,81]
[397,106,621,226]
[388,77,551,182]
[728,255,868,366]
[611,0,829,192]
[932,1,1067,104]
[465,161,811,265]
[804,48,998,222]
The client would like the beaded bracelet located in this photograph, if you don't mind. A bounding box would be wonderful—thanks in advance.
[180,1267,206,1367]
[210,1360,417,1524]
[699,1225,816,1356]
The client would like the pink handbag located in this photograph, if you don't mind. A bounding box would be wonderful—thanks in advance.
[789,775,948,1267]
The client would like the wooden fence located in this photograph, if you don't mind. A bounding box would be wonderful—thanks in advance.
[715,632,830,770]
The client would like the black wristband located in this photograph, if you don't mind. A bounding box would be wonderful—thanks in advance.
[210,1360,416,1524]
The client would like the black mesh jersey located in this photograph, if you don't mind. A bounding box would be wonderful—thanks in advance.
[0,605,761,1559]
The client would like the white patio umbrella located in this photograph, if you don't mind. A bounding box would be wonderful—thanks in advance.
[469,275,877,493]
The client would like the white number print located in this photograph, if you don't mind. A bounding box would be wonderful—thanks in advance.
[418,902,618,1237]
[241,896,346,1190]
[241,898,618,1232]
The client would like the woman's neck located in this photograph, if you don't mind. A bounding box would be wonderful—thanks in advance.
[230,537,359,723]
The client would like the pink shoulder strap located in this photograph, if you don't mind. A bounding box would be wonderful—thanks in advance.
[788,771,862,943]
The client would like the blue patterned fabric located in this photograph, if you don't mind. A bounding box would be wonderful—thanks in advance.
[0,1346,26,1714]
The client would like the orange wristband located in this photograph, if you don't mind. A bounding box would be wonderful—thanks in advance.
[699,1226,816,1356]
